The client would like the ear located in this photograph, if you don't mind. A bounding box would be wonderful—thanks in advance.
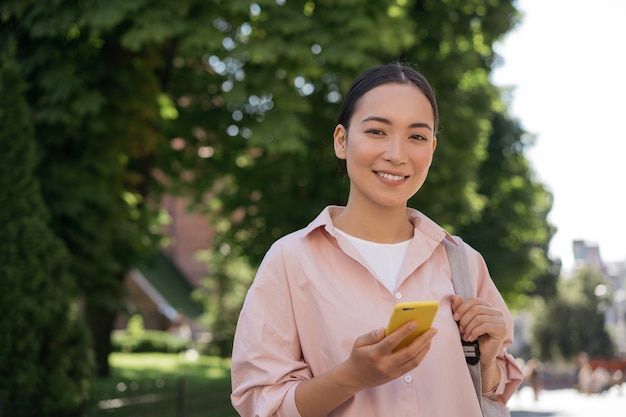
[333,124,347,160]
[426,136,437,168]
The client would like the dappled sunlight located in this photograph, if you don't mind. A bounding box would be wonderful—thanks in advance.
[109,352,231,382]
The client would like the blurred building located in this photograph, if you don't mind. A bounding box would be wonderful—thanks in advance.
[573,240,606,273]
[573,240,626,356]
[114,195,212,334]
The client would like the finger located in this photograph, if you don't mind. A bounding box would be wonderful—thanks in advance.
[463,317,505,342]
[382,320,418,351]
[460,309,500,330]
[354,327,386,348]
[450,295,463,317]
[453,297,490,321]
[402,327,438,357]
[395,328,437,367]
[456,303,499,329]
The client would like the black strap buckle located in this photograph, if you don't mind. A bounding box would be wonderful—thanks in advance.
[462,340,480,365]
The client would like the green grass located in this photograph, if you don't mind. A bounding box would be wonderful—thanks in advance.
[91,352,236,417]
[106,351,229,383]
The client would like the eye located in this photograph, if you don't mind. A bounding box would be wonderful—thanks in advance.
[409,134,428,141]
[366,128,385,136]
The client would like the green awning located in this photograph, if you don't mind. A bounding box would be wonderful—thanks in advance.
[136,251,204,320]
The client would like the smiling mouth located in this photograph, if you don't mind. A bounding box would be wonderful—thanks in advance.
[376,171,407,181]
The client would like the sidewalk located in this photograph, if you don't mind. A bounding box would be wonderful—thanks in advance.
[509,385,626,417]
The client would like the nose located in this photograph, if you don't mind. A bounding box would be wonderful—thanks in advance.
[383,136,407,165]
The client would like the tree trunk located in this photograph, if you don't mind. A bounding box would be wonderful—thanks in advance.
[85,306,117,378]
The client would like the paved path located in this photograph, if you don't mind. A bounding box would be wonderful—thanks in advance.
[509,385,625,417]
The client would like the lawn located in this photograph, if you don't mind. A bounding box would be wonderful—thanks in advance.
[89,352,237,417]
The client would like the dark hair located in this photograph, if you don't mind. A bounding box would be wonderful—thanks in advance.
[336,63,439,134]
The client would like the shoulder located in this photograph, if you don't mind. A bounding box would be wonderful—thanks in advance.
[260,206,337,264]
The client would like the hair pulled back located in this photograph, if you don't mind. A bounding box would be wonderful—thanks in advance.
[336,63,439,134]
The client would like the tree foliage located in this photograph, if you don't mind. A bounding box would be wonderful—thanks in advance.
[2,0,167,376]
[194,245,257,356]
[531,267,614,361]
[0,39,93,416]
[459,111,558,303]
[1,0,555,366]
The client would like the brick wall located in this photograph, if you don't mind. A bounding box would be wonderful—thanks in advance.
[161,194,215,288]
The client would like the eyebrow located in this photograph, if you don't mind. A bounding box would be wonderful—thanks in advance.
[361,116,433,132]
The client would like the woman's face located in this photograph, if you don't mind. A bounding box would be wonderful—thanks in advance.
[334,82,437,210]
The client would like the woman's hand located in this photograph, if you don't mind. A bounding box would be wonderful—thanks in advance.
[295,323,437,417]
[340,322,438,391]
[450,295,506,364]
[451,295,505,394]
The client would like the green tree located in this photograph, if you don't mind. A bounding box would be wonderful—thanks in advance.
[1,0,554,365]
[0,39,93,416]
[532,267,614,361]
[406,0,520,227]
[459,111,557,303]
[178,1,552,351]
[194,244,256,356]
[169,0,530,268]
[2,0,166,376]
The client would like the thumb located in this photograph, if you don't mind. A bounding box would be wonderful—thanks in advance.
[451,295,463,317]
[354,327,385,348]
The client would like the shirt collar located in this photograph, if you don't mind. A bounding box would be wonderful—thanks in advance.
[302,205,453,245]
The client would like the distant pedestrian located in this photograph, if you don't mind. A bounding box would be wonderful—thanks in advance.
[591,367,611,393]
[524,358,544,401]
[578,362,594,394]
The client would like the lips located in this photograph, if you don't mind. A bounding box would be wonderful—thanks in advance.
[376,171,407,181]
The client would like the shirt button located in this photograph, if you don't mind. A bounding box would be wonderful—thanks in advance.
[395,292,402,300]
[404,375,413,383]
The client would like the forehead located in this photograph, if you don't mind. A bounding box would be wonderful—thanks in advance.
[354,83,434,124]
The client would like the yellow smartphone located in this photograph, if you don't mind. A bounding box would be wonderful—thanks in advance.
[386,301,439,351]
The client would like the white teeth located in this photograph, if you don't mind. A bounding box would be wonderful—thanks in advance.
[377,172,405,181]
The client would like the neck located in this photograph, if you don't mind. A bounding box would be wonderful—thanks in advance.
[333,204,413,243]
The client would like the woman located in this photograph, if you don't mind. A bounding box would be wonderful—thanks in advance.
[231,63,523,417]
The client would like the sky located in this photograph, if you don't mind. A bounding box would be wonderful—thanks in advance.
[491,0,626,272]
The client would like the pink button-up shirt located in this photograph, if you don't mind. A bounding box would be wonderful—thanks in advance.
[231,206,523,417]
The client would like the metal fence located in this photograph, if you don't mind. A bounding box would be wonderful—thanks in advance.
[88,378,236,417]
[2,378,236,417]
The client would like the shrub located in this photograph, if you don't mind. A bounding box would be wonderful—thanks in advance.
[0,39,94,416]
[112,315,190,353]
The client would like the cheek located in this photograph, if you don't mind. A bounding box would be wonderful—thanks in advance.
[425,153,434,168]
[417,148,435,168]
[347,140,379,162]
[344,148,374,181]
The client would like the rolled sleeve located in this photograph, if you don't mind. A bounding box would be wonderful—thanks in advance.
[278,383,302,417]
[489,352,523,403]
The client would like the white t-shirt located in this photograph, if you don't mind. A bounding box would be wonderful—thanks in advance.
[335,229,411,293]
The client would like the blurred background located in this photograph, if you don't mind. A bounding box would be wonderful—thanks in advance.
[1,0,624,416]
